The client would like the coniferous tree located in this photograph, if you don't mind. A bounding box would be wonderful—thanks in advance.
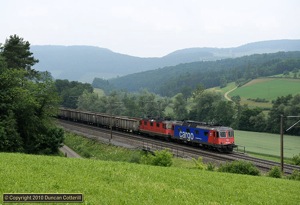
[1,34,39,77]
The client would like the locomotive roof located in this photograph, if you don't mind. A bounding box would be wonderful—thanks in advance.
[141,117,171,123]
[173,120,233,130]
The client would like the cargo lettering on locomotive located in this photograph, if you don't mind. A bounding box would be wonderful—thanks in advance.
[179,131,194,141]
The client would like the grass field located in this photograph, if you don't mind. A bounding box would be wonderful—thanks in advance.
[228,78,300,108]
[93,88,105,97]
[1,153,300,205]
[208,82,237,95]
[235,130,300,159]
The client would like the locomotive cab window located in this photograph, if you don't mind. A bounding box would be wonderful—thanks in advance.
[229,131,234,138]
[204,131,208,136]
[219,131,226,138]
[144,121,147,126]
[163,124,166,129]
[156,123,160,128]
[150,122,153,126]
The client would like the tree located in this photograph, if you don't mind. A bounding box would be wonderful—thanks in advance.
[267,95,293,133]
[137,90,158,118]
[180,86,192,101]
[249,112,267,132]
[122,92,139,116]
[190,91,222,122]
[238,106,265,131]
[219,76,227,88]
[92,77,114,94]
[1,34,39,76]
[213,101,235,126]
[0,110,23,152]
[0,35,64,154]
[55,79,93,109]
[173,93,188,120]
[192,84,205,99]
[266,94,300,135]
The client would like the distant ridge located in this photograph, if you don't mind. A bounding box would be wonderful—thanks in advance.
[31,39,300,82]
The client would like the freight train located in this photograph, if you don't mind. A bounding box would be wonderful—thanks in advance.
[58,108,236,152]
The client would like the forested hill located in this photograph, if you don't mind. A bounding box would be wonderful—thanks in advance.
[107,51,300,97]
[32,39,300,82]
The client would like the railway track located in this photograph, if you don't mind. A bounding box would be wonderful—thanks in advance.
[57,119,300,175]
[230,152,300,174]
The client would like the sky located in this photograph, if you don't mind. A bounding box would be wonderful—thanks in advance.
[1,0,300,57]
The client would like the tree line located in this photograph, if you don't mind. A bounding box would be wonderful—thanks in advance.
[71,83,300,135]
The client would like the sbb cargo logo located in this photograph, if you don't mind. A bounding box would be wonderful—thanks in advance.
[179,131,194,141]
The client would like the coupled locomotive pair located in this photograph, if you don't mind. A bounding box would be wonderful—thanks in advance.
[59,108,236,152]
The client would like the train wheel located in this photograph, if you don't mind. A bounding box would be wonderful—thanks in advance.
[227,147,233,153]
[217,148,224,152]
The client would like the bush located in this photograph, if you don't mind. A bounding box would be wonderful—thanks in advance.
[129,152,142,163]
[218,160,260,176]
[247,98,269,103]
[140,149,173,167]
[292,153,300,165]
[268,166,282,178]
[287,170,300,181]
[140,153,154,165]
[193,157,205,170]
[206,163,216,171]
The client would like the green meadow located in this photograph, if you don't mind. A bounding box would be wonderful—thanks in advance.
[1,153,300,205]
[235,130,300,159]
[228,78,300,108]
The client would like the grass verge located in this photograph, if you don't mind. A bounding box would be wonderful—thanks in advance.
[64,132,143,163]
[63,132,196,168]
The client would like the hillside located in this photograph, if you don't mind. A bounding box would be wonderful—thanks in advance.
[228,78,300,108]
[1,153,300,204]
[31,39,300,82]
[211,78,300,109]
[108,51,300,96]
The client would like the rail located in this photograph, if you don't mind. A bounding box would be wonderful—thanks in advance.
[141,141,186,158]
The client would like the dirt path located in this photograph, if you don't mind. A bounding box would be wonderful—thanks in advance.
[59,145,82,158]
[224,87,237,101]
